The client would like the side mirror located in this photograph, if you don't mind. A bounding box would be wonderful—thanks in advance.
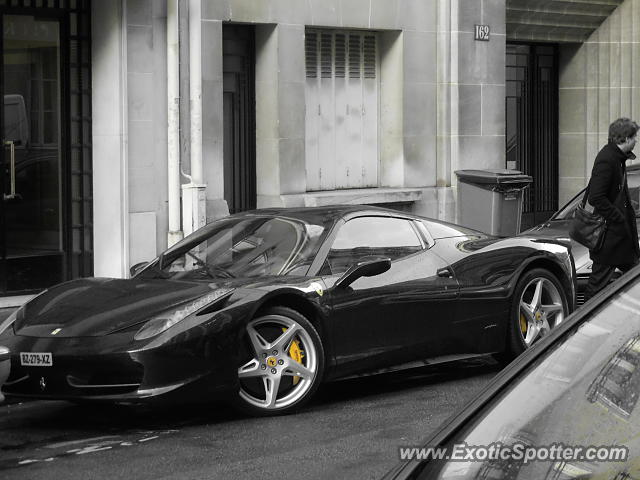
[335,257,391,289]
[130,261,149,277]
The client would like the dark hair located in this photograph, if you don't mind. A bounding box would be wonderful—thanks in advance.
[609,117,639,144]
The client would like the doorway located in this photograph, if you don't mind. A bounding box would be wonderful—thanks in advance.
[223,24,256,214]
[0,3,92,295]
[506,43,559,230]
[1,14,63,292]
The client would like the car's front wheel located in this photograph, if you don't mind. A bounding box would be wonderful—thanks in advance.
[235,306,324,416]
[506,268,568,358]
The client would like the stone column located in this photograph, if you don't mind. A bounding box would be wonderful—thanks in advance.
[256,24,307,207]
[437,0,506,222]
[92,0,129,277]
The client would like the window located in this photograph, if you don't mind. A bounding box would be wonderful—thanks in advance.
[323,217,422,275]
[143,216,331,280]
[305,29,378,191]
[419,219,479,239]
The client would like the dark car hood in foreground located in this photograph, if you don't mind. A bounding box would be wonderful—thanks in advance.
[14,277,230,338]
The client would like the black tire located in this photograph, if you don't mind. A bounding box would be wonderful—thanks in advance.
[504,268,569,360]
[233,306,324,416]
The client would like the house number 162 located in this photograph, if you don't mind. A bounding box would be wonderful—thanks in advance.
[474,25,490,41]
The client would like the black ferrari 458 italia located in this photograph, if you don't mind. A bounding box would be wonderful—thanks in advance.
[0,206,576,415]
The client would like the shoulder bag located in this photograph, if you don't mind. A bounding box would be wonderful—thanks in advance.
[569,171,625,252]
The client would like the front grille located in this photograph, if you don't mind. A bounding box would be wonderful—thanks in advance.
[4,354,144,397]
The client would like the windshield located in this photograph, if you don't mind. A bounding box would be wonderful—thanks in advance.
[138,215,331,280]
[554,172,640,220]
[418,274,640,480]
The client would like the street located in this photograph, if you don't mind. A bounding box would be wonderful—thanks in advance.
[0,357,500,480]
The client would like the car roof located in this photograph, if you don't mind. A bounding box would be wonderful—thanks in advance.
[231,204,417,223]
[227,204,483,236]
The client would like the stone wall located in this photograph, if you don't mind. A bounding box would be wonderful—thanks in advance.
[559,0,640,206]
[92,0,509,276]
[205,0,506,222]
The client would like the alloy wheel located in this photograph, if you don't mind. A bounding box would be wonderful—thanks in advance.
[518,277,565,347]
[238,313,319,411]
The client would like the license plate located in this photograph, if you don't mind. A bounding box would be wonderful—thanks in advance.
[20,352,53,367]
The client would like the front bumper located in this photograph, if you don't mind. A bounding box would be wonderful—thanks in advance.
[1,328,238,403]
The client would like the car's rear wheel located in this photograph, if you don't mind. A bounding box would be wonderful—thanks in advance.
[235,306,324,416]
[506,268,568,359]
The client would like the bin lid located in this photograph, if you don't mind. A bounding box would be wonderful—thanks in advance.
[455,169,533,185]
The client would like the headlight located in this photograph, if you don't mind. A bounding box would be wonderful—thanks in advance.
[0,307,21,337]
[0,289,48,337]
[134,288,234,341]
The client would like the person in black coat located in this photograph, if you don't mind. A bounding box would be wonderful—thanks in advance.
[585,117,640,300]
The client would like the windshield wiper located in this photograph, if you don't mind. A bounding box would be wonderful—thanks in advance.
[141,263,171,279]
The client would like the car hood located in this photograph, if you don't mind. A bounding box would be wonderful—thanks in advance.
[14,277,230,338]
[523,218,572,240]
[14,275,321,338]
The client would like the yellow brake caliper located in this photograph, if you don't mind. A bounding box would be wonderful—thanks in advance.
[520,313,528,335]
[282,328,304,385]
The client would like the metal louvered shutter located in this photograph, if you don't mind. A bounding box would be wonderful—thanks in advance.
[304,29,379,191]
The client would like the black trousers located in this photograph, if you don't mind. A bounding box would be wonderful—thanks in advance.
[584,260,639,301]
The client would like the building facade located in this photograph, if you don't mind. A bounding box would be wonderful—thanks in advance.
[0,0,638,301]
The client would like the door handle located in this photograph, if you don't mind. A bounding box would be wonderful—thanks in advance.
[437,267,453,278]
[3,140,18,201]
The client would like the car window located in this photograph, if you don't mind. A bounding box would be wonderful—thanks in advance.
[420,219,480,238]
[417,276,640,480]
[553,190,584,220]
[139,216,331,280]
[323,216,423,275]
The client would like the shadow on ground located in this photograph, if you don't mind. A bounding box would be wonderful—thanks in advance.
[2,354,502,438]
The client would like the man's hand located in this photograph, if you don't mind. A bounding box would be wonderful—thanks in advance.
[610,208,626,223]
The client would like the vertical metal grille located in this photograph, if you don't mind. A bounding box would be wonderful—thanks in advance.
[533,46,558,217]
[363,35,376,79]
[320,33,332,79]
[223,25,256,214]
[67,0,93,278]
[348,34,360,79]
[506,43,558,230]
[305,30,377,81]
[506,45,531,213]
[304,31,317,78]
[334,33,346,78]
[0,0,89,10]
